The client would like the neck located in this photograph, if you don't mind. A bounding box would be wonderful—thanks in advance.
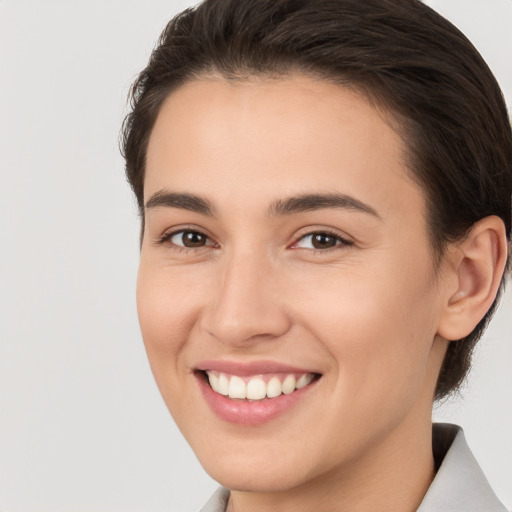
[228,416,435,512]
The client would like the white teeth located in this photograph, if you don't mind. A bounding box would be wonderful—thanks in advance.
[206,371,316,400]
[266,376,282,398]
[228,375,246,399]
[296,373,314,389]
[247,378,267,400]
[282,374,296,394]
[208,372,219,390]
[217,373,229,396]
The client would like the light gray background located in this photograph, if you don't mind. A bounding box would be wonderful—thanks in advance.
[0,1,510,511]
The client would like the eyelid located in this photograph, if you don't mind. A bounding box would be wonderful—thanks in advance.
[153,225,353,252]
[154,226,218,248]
[289,228,354,250]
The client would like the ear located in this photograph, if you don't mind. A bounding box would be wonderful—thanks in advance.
[437,216,509,341]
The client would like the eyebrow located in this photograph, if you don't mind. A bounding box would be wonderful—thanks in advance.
[145,191,215,216]
[268,193,381,218]
[145,190,380,219]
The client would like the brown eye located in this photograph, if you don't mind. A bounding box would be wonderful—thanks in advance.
[170,230,211,248]
[295,231,351,251]
[311,233,338,249]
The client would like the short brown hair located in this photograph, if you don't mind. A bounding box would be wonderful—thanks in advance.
[121,0,512,399]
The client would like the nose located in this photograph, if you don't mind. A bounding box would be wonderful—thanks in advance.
[201,250,291,347]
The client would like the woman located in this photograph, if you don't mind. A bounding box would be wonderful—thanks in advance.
[121,0,511,510]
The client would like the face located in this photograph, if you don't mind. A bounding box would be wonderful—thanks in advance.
[138,75,449,493]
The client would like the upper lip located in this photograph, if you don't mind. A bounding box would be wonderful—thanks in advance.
[195,359,320,376]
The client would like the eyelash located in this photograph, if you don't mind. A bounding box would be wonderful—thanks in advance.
[155,228,353,254]
[292,229,353,253]
[155,227,217,253]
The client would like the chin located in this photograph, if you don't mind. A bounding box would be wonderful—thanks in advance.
[191,436,318,493]
[204,461,309,493]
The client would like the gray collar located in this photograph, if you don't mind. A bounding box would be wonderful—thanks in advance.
[200,423,506,512]
[200,487,230,512]
[418,423,507,511]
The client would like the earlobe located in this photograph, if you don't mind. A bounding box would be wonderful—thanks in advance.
[437,216,508,341]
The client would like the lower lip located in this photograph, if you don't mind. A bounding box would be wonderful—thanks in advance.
[196,373,318,426]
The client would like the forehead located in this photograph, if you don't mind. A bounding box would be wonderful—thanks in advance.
[145,74,425,224]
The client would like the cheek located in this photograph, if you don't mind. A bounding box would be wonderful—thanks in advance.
[136,264,216,432]
[135,264,202,390]
[297,257,439,405]
[137,258,206,337]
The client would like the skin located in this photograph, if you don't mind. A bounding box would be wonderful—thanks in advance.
[137,75,507,512]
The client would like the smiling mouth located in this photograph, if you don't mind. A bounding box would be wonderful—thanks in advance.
[200,370,320,401]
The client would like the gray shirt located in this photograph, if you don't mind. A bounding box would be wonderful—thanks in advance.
[200,424,507,512]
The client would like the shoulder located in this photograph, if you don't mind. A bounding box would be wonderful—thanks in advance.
[418,423,508,512]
